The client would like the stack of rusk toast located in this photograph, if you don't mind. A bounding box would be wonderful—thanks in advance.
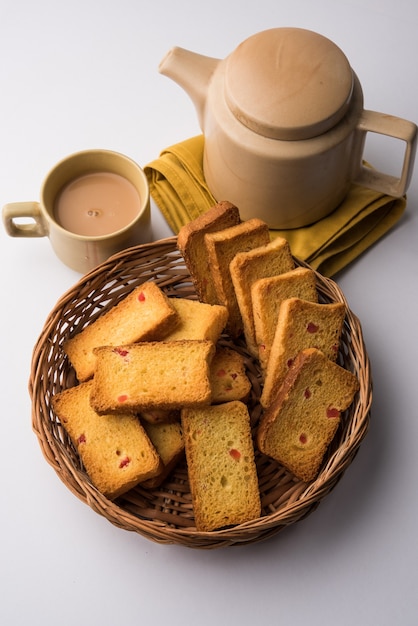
[52,202,359,532]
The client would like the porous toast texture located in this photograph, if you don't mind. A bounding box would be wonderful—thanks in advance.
[252,268,318,372]
[90,340,215,414]
[164,297,228,343]
[209,346,251,403]
[181,401,261,531]
[51,381,162,499]
[257,348,359,482]
[204,218,270,338]
[141,421,184,488]
[177,201,241,303]
[260,298,346,408]
[230,236,294,355]
[63,281,179,382]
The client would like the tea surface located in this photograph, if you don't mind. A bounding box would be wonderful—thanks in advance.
[54,172,141,236]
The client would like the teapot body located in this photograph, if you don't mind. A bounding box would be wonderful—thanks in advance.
[203,67,365,229]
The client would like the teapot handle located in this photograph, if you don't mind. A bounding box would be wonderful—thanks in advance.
[354,110,417,197]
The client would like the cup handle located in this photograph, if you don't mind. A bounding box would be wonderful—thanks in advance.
[354,110,417,197]
[2,202,48,237]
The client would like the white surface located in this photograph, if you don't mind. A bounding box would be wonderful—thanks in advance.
[1,1,417,625]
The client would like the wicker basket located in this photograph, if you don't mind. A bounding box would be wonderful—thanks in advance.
[30,236,372,549]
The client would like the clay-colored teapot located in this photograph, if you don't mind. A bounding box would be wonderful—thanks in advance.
[159,28,417,228]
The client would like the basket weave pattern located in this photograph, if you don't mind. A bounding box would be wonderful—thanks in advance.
[30,237,372,548]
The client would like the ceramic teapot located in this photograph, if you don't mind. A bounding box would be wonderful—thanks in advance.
[159,27,417,228]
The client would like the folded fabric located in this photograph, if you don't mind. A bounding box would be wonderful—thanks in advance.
[144,135,406,277]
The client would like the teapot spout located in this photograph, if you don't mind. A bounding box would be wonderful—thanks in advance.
[159,47,220,129]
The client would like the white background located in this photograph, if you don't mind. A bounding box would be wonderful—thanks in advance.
[1,1,417,624]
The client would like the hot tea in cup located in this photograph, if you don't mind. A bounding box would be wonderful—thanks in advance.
[2,149,151,273]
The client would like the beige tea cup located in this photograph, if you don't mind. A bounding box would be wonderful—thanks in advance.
[2,149,151,273]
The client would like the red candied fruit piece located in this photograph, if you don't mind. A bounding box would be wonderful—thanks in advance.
[287,358,294,368]
[217,369,226,377]
[299,434,307,444]
[307,322,319,333]
[117,394,129,403]
[231,373,238,380]
[113,347,129,357]
[229,448,241,460]
[119,456,130,469]
[304,388,311,399]
[138,291,146,302]
[77,433,86,444]
[259,344,266,352]
[326,407,340,418]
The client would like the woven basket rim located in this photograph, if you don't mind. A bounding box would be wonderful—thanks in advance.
[29,236,372,549]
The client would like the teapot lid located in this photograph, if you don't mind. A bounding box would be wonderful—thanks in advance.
[224,28,354,140]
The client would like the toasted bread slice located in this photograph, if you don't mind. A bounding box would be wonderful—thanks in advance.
[257,348,359,482]
[181,401,261,531]
[63,281,179,382]
[210,346,251,403]
[204,218,270,338]
[141,421,184,488]
[260,298,346,408]
[177,201,241,302]
[90,340,215,413]
[230,236,294,355]
[51,381,162,499]
[164,297,228,343]
[252,268,318,372]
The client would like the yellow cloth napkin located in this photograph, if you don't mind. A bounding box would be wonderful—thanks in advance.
[145,135,406,277]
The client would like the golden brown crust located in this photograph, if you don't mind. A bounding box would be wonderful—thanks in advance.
[260,298,346,408]
[257,348,359,482]
[252,268,318,372]
[51,381,162,499]
[181,401,261,531]
[63,281,179,382]
[90,340,216,413]
[209,346,251,403]
[204,218,270,338]
[163,297,228,343]
[230,236,294,355]
[141,421,184,488]
[177,201,241,302]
